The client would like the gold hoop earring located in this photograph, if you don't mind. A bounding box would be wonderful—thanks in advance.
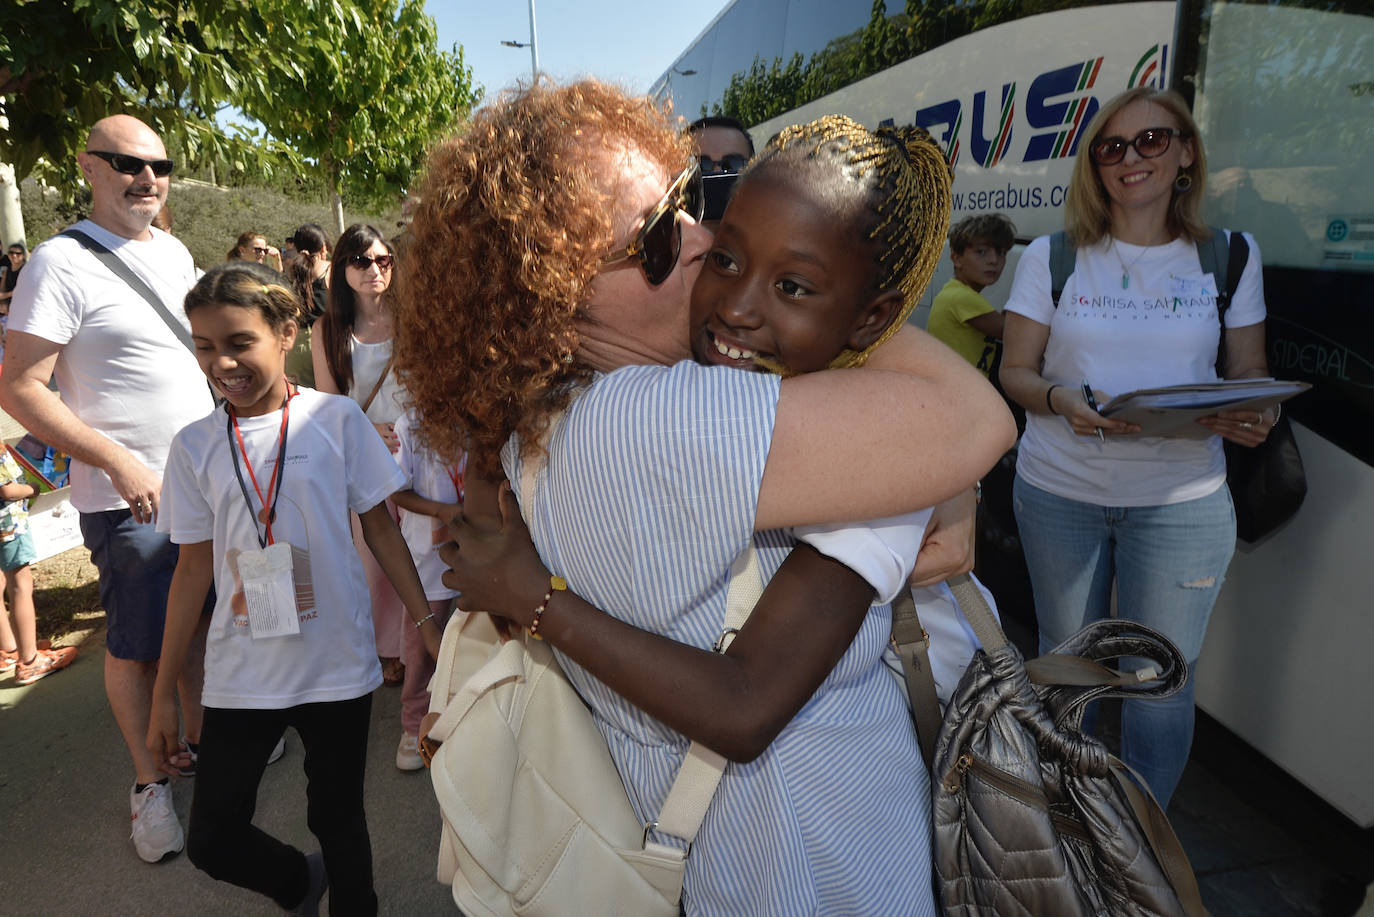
[1174,172,1193,194]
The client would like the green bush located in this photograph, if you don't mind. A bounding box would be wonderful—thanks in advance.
[19,178,398,272]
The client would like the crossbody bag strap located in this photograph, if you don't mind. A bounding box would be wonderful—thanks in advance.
[946,572,1007,651]
[516,416,749,847]
[653,546,763,842]
[890,587,941,768]
[358,355,395,415]
[1048,230,1075,309]
[60,229,194,353]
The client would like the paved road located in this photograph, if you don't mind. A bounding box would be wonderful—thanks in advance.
[0,625,456,915]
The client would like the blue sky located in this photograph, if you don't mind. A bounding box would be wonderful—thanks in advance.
[426,1,722,102]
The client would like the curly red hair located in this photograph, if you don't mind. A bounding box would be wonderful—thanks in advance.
[393,79,690,476]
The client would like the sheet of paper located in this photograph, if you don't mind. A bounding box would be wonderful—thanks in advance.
[236,542,301,638]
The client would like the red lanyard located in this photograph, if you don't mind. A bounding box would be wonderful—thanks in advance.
[447,453,467,503]
[226,382,296,547]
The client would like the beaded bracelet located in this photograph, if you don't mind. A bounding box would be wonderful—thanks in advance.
[1045,384,1062,415]
[528,575,567,640]
[414,612,435,630]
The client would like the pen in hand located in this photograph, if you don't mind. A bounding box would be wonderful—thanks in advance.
[1081,380,1106,443]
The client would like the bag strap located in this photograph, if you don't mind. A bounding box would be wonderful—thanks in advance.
[1111,760,1209,916]
[516,422,754,846]
[653,547,762,841]
[1207,228,1250,374]
[59,229,194,353]
[890,588,940,767]
[1048,230,1075,309]
[358,355,395,414]
[894,575,1004,769]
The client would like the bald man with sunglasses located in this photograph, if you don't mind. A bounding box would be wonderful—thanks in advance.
[0,114,213,865]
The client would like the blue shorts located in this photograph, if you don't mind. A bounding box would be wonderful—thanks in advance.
[0,530,36,572]
[80,509,213,661]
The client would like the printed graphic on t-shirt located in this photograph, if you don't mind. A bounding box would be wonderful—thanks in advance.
[1059,273,1220,322]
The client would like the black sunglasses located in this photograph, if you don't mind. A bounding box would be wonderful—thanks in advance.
[347,253,395,271]
[699,153,749,175]
[86,150,175,177]
[602,162,704,286]
[1089,127,1186,166]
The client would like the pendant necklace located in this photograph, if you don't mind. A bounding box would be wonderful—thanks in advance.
[1112,233,1166,289]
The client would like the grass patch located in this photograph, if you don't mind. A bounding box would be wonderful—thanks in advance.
[26,547,104,646]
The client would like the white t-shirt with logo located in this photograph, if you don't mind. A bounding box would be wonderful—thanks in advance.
[1005,231,1266,507]
[159,388,403,708]
[8,220,211,511]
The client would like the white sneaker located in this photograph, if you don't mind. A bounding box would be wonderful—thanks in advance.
[130,781,184,863]
[268,736,286,765]
[396,732,424,771]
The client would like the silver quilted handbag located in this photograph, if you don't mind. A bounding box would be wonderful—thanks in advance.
[929,576,1209,916]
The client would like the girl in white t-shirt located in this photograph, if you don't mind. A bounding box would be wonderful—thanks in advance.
[387,409,464,770]
[148,262,442,914]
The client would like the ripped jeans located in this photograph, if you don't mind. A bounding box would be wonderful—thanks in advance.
[1012,476,1235,808]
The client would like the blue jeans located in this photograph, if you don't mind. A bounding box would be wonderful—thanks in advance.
[1012,476,1235,807]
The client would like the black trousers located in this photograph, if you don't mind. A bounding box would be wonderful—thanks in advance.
[187,693,377,916]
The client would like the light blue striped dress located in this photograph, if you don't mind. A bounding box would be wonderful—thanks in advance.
[503,361,936,917]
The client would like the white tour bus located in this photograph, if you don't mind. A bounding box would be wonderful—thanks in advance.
[654,0,1374,829]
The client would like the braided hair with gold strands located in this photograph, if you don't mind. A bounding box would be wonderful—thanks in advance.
[750,115,953,372]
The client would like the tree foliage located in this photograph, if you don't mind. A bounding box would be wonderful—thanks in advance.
[0,0,478,213]
[245,0,477,216]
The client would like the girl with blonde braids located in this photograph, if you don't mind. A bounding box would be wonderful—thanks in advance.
[437,104,1012,915]
[148,261,440,915]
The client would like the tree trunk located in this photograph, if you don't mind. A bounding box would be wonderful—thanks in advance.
[0,162,25,248]
[332,190,344,236]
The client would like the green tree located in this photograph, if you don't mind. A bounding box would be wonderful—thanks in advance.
[0,0,299,190]
[243,0,478,231]
[0,0,478,229]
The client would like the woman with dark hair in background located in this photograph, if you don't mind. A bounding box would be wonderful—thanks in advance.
[284,224,330,387]
[1,242,27,308]
[228,230,283,271]
[312,224,408,685]
[0,242,27,362]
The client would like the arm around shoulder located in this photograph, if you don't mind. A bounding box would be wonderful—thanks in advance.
[756,325,1015,531]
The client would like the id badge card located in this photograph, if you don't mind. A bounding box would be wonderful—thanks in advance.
[235,541,300,638]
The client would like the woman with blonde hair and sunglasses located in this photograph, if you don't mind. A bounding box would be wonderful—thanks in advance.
[1000,87,1273,808]
[395,79,1014,914]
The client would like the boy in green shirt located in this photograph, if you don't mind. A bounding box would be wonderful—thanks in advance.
[927,213,1016,378]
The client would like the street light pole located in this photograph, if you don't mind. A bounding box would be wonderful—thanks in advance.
[527,0,540,82]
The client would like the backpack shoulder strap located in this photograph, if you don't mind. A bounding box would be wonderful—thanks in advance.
[1205,228,1250,372]
[1048,231,1075,309]
[1197,227,1232,316]
[59,228,194,353]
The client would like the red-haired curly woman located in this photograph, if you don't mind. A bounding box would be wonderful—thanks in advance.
[395,79,1014,915]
